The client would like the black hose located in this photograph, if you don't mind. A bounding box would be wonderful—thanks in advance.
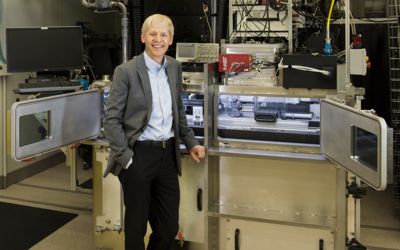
[128,0,145,58]
[216,0,228,44]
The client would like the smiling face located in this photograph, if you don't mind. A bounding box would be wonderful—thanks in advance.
[141,24,173,65]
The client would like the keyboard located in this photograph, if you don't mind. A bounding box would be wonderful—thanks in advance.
[14,80,82,94]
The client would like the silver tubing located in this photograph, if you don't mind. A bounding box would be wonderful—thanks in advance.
[121,18,129,63]
[111,1,127,17]
[211,0,217,43]
[345,0,350,84]
[81,0,95,8]
[3,76,6,189]
[111,2,128,63]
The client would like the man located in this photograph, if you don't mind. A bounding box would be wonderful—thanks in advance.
[103,14,205,250]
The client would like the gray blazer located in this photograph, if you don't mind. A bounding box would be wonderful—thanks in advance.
[103,53,199,177]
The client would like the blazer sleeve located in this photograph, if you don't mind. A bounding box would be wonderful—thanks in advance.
[103,65,134,169]
[176,63,200,150]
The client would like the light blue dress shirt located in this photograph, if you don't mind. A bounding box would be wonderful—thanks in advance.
[126,51,174,168]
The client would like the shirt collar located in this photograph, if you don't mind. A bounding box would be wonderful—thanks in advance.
[144,50,168,73]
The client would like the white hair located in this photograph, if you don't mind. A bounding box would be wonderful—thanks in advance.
[142,14,174,37]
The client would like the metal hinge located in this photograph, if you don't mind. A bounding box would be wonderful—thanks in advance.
[346,238,366,250]
[346,181,367,199]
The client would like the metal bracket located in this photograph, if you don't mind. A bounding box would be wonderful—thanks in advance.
[113,225,122,234]
[346,181,367,199]
[346,238,366,250]
[95,226,109,235]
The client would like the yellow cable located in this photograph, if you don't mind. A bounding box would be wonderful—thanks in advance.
[327,0,335,29]
[203,4,212,43]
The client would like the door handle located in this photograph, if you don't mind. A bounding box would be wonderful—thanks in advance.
[235,229,240,250]
[197,188,202,211]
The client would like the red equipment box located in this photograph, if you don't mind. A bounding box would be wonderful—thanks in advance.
[218,54,251,73]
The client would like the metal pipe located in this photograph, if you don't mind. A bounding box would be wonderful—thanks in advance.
[121,18,129,63]
[288,0,293,53]
[211,0,217,43]
[3,76,6,189]
[81,1,129,63]
[81,0,96,8]
[111,1,129,63]
[345,0,350,84]
[111,1,127,17]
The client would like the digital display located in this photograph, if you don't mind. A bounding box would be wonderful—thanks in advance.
[351,126,378,172]
[7,27,83,72]
[178,45,194,58]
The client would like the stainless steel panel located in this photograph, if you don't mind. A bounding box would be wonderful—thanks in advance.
[217,85,337,98]
[218,157,338,219]
[320,99,388,190]
[208,146,334,164]
[183,84,204,94]
[214,137,322,154]
[225,219,335,250]
[93,148,125,250]
[177,155,205,243]
[218,115,318,134]
[209,205,336,230]
[95,149,123,233]
[221,43,285,53]
[11,90,101,161]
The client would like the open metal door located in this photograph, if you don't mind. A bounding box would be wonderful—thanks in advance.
[11,90,101,161]
[320,99,392,191]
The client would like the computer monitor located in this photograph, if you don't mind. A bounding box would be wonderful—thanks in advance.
[6,26,83,73]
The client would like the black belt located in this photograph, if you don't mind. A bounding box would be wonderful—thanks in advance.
[135,138,174,148]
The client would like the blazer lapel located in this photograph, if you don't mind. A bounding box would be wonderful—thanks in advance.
[136,53,153,122]
[166,57,177,112]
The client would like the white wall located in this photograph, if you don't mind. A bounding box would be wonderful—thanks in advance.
[0,0,120,177]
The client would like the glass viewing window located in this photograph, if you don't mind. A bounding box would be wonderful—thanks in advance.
[351,126,378,172]
[19,111,51,147]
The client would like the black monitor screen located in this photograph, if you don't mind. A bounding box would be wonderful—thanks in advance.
[6,27,83,73]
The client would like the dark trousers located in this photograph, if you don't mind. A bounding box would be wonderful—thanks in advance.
[118,140,179,250]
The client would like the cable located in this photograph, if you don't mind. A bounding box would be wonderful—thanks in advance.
[229,62,259,76]
[257,71,269,85]
[83,58,96,81]
[83,55,94,67]
[202,4,212,43]
[181,58,199,68]
[294,16,305,39]
[280,65,330,75]
[327,0,335,30]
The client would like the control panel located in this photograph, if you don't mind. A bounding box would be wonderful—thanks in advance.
[176,43,219,63]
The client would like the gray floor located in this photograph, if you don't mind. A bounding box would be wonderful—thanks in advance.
[0,162,399,250]
[0,162,96,250]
